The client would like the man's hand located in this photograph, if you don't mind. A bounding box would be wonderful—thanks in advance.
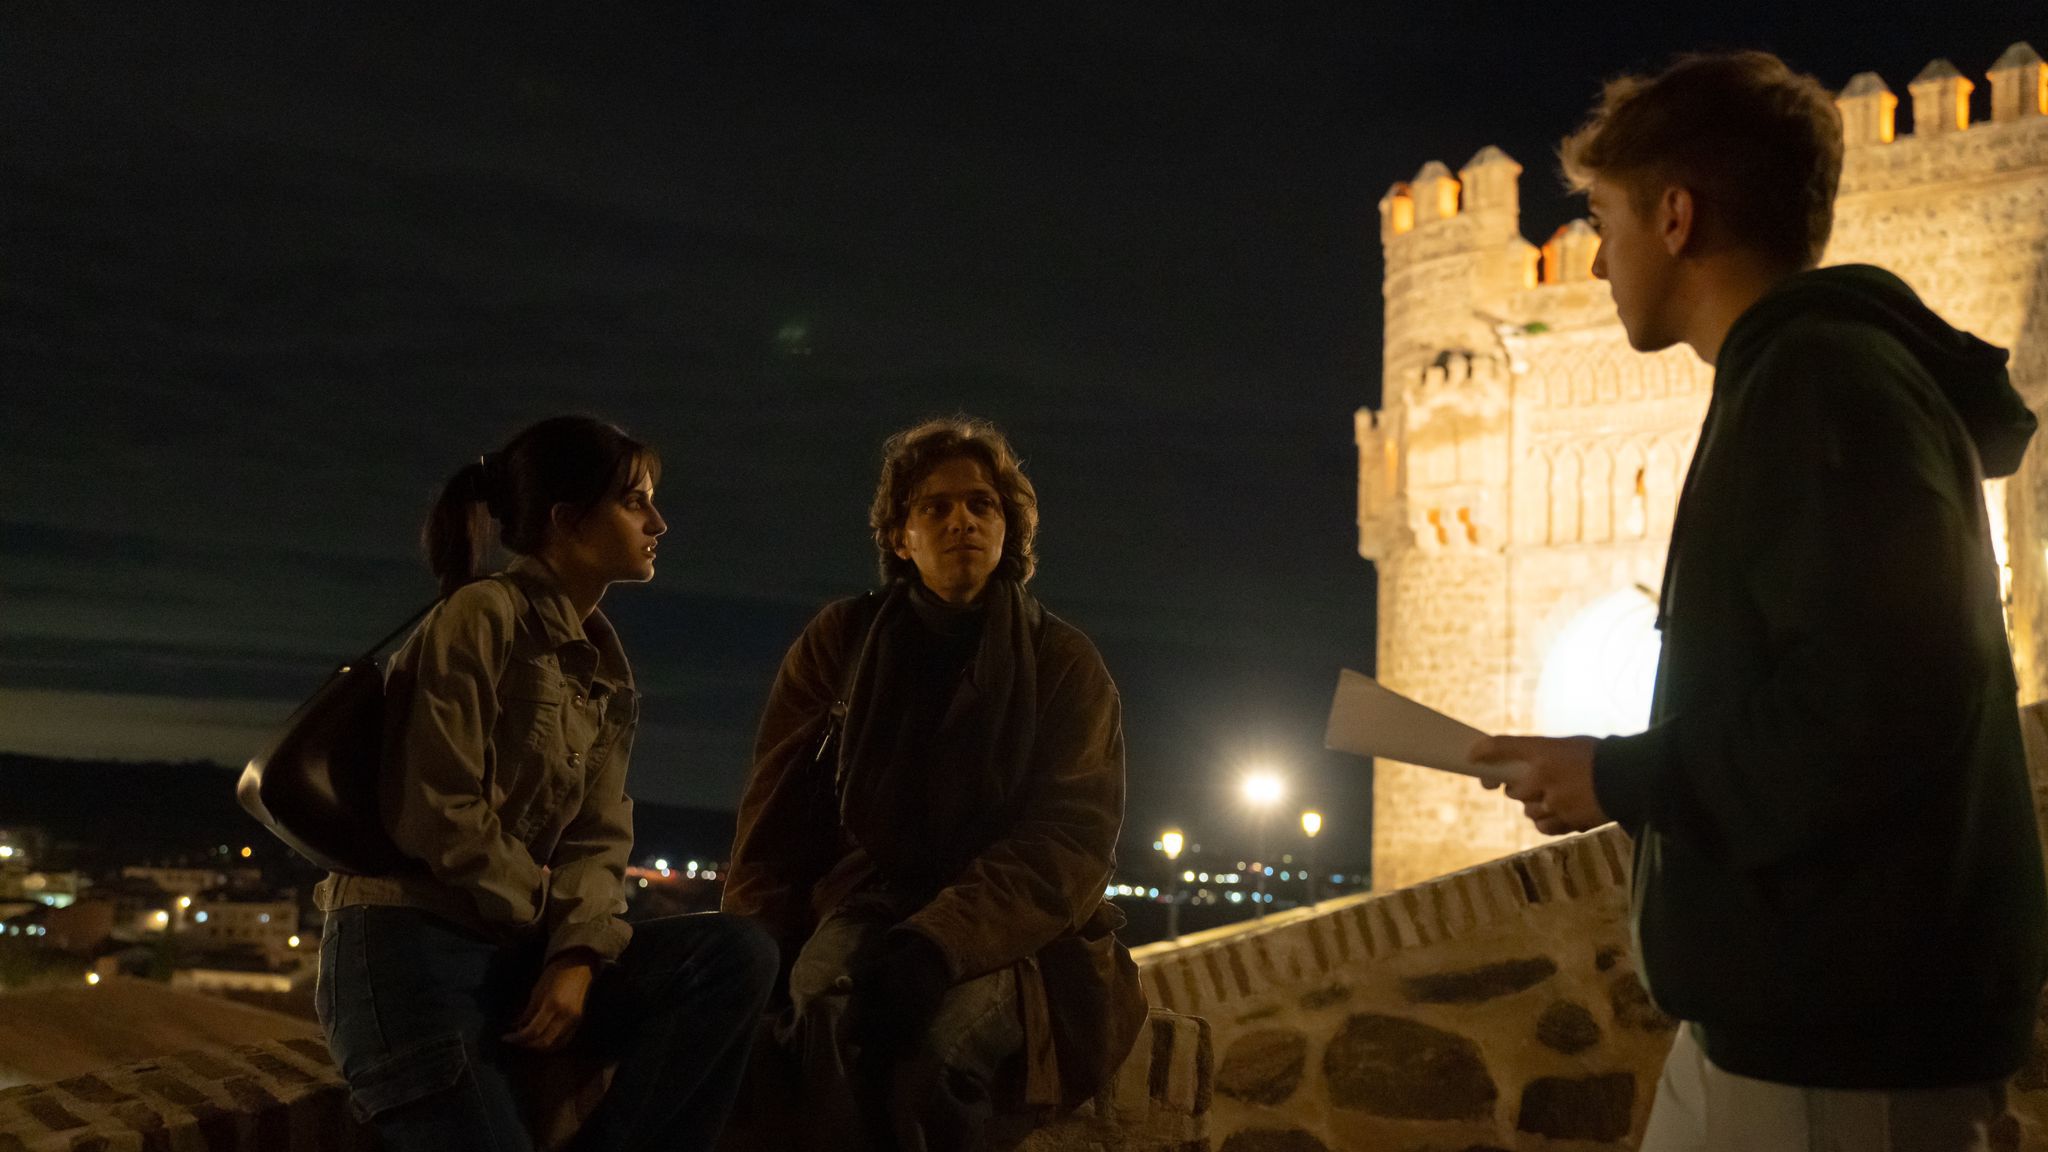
[1470,735,1607,836]
[849,930,951,1064]
[503,951,599,1053]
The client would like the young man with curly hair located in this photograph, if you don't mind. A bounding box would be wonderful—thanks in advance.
[723,417,1145,1151]
[1474,51,2046,1150]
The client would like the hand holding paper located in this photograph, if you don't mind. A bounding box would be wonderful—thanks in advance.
[1323,670,1527,787]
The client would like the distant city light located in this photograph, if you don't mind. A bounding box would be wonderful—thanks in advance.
[195,912,208,923]
[1301,811,1323,838]
[240,846,253,858]
[0,846,12,858]
[288,935,302,949]
[1182,870,1195,883]
[655,859,668,872]
[1160,830,1184,861]
[702,870,716,880]
[86,973,101,986]
[258,914,270,924]
[153,911,170,926]
[639,878,650,888]
[178,896,192,909]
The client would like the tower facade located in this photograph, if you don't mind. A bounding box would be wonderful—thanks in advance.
[1363,45,2048,891]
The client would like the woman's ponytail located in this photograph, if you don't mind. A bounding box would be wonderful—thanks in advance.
[422,457,494,597]
[420,419,657,596]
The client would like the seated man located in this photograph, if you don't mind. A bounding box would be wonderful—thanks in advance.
[723,416,1146,1151]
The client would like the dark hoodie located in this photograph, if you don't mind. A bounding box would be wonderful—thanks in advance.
[1594,265,2046,1088]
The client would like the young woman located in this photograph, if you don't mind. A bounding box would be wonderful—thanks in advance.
[315,415,776,1152]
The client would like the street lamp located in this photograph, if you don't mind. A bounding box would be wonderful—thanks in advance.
[1160,830,1185,940]
[1301,810,1323,906]
[1241,771,1283,917]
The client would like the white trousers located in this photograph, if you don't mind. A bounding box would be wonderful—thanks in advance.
[1639,1025,2007,1152]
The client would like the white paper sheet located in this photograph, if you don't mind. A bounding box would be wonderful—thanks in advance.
[1323,669,1526,786]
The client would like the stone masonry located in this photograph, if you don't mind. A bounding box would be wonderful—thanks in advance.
[1135,828,1678,1152]
[1361,42,2048,889]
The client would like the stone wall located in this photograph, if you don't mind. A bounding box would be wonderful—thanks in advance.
[0,1009,1213,1152]
[1365,42,2048,888]
[1136,827,1678,1152]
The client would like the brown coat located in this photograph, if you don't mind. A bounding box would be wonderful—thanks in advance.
[722,589,1146,1109]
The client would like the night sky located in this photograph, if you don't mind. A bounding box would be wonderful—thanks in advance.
[4,3,2040,868]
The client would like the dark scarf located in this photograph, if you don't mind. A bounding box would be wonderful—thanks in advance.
[835,577,1042,892]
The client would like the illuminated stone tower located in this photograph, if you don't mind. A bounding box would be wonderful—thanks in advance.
[1361,45,2048,892]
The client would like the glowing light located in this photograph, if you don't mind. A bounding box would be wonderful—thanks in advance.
[178,896,192,909]
[1160,830,1184,861]
[86,973,101,986]
[1301,811,1323,838]
[638,878,649,888]
[654,859,668,872]
[258,914,270,924]
[1389,190,1416,235]
[1182,870,1195,882]
[195,912,208,923]
[240,847,253,859]
[702,870,716,880]
[288,935,302,948]
[1535,588,1662,737]
[0,846,12,858]
[152,911,170,927]
[1241,772,1283,808]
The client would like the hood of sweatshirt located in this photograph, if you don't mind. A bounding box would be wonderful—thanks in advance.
[1717,264,2037,477]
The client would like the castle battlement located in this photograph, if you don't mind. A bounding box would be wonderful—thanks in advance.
[1379,43,2047,304]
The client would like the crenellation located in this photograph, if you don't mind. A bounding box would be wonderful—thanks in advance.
[1989,42,2046,124]
[1541,220,1600,284]
[1458,145,1522,218]
[1411,160,1462,223]
[1366,32,2048,889]
[1838,71,1899,146]
[1909,57,1975,137]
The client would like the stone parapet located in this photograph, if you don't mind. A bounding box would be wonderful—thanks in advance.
[1133,827,1673,1151]
[0,1036,365,1152]
[0,1012,1211,1152]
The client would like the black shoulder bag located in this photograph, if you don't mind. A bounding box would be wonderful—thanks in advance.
[236,601,437,875]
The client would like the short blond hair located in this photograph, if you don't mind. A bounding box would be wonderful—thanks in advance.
[1561,51,1843,269]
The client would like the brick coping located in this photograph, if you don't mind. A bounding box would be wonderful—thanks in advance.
[1133,825,1631,1018]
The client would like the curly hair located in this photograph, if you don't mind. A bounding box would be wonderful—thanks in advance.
[869,416,1039,585]
[1559,51,1843,270]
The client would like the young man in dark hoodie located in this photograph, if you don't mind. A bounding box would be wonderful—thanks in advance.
[1473,52,2046,1149]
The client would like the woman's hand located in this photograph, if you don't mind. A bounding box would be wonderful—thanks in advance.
[503,951,599,1053]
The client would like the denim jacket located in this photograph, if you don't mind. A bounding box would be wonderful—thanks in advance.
[316,557,638,963]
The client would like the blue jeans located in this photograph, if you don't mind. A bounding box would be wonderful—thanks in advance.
[319,905,777,1152]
